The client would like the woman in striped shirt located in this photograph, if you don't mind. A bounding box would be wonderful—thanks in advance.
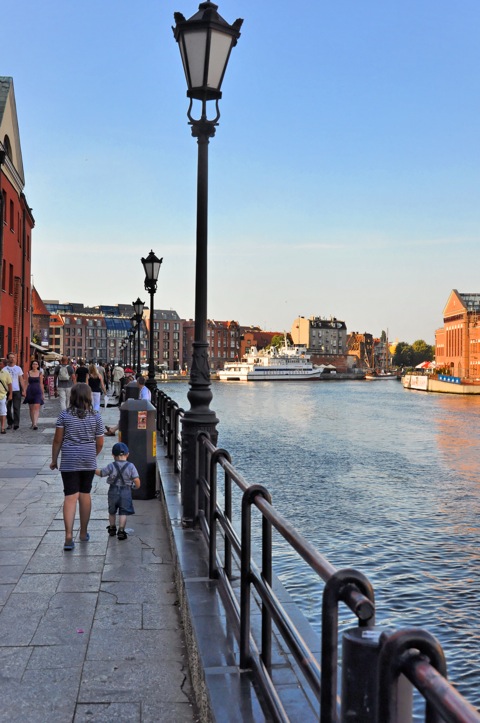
[50,383,105,550]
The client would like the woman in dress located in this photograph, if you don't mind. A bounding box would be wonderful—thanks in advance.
[88,364,107,412]
[24,359,44,430]
[50,383,104,550]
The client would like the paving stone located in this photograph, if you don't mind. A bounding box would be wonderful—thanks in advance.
[74,703,141,722]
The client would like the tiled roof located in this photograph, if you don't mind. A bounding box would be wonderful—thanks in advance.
[31,287,50,316]
[0,77,12,126]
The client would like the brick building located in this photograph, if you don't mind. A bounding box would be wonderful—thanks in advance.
[182,319,240,371]
[143,309,182,371]
[0,77,34,368]
[435,289,480,379]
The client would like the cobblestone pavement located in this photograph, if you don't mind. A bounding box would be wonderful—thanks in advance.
[0,393,197,723]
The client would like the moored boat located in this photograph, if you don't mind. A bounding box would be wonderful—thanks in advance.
[402,373,480,395]
[218,343,327,382]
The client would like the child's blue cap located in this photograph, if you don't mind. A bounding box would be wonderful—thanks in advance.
[112,442,129,456]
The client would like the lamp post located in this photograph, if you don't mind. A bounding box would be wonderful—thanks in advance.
[173,2,242,524]
[130,317,137,371]
[133,297,145,376]
[141,250,163,396]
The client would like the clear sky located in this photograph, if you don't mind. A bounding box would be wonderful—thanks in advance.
[3,1,480,344]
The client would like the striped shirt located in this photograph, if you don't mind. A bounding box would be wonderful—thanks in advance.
[56,409,105,471]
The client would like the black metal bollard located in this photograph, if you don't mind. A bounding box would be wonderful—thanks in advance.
[341,627,412,722]
[118,397,158,500]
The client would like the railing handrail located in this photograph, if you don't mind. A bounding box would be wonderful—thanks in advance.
[153,389,480,723]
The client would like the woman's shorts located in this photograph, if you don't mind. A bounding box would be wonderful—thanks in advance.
[108,485,135,516]
[61,470,95,496]
[0,398,6,416]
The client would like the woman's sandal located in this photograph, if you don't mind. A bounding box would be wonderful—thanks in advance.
[105,427,116,436]
[63,540,75,551]
[79,533,90,542]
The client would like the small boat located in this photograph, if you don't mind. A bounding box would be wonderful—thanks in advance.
[364,370,398,380]
[402,373,480,395]
[218,341,327,382]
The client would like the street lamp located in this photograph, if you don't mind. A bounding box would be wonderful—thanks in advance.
[141,250,163,396]
[173,2,242,524]
[130,317,137,372]
[133,297,145,376]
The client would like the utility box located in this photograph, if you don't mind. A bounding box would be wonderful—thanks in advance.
[124,380,140,400]
[118,398,158,500]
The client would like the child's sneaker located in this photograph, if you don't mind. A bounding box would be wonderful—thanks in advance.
[106,525,117,537]
[117,528,127,540]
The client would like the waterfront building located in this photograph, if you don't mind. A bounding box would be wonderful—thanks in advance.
[0,77,35,369]
[238,327,285,359]
[347,331,374,368]
[292,315,347,354]
[435,289,480,379]
[182,319,240,371]
[143,309,182,371]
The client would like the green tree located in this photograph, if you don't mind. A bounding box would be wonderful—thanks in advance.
[269,334,292,349]
[411,339,434,366]
[392,341,413,367]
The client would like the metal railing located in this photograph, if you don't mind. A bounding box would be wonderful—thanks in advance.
[153,390,480,723]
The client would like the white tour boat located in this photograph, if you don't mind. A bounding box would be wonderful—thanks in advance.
[217,343,326,382]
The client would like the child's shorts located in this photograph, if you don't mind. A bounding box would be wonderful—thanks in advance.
[108,485,135,516]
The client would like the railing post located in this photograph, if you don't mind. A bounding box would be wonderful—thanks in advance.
[378,629,447,723]
[321,569,376,723]
[240,484,272,670]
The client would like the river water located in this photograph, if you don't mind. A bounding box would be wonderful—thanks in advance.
[162,379,480,710]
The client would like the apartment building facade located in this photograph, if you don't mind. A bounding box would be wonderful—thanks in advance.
[0,77,34,368]
[435,289,480,379]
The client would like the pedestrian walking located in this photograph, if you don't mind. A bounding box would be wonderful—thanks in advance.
[50,383,105,551]
[54,356,76,410]
[5,352,26,430]
[24,360,44,429]
[112,363,125,398]
[95,442,140,541]
[88,364,107,412]
[0,360,13,434]
[75,358,89,384]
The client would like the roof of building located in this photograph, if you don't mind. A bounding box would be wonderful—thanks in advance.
[459,293,480,311]
[31,287,50,316]
[0,77,12,126]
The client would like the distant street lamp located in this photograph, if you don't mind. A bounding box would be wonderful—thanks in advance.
[141,251,163,396]
[173,2,242,524]
[133,298,145,376]
[130,317,137,371]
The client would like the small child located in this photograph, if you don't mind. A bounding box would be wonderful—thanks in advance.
[95,442,140,540]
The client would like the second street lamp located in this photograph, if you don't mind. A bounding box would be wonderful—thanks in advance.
[141,250,163,397]
[173,2,242,524]
[133,297,145,376]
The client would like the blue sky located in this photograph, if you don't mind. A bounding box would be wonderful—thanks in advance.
[3,1,480,344]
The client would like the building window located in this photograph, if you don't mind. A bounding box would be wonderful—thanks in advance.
[1,259,5,291]
[8,264,13,295]
[9,200,14,231]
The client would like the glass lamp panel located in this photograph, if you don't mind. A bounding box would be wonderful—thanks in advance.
[183,30,207,89]
[207,30,233,89]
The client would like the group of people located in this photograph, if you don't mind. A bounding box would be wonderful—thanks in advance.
[49,383,140,550]
[1,353,153,550]
[0,356,131,432]
[0,353,44,433]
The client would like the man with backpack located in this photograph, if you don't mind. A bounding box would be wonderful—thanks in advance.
[54,356,76,411]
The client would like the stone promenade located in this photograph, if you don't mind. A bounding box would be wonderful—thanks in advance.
[0,395,198,723]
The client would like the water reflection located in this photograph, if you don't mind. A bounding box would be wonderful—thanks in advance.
[162,380,480,711]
